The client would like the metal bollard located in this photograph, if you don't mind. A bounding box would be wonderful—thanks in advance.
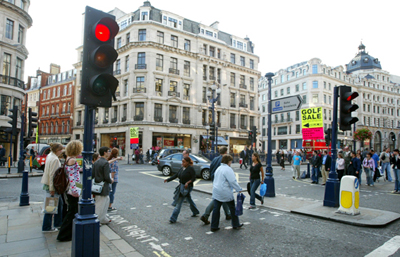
[307,163,311,178]
[127,154,129,164]
[19,170,29,206]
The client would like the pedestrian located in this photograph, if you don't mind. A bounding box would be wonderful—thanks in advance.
[135,148,140,164]
[92,152,100,163]
[239,146,248,169]
[146,149,150,162]
[200,147,231,225]
[390,149,400,194]
[287,149,293,164]
[276,149,281,165]
[321,150,332,185]
[248,145,254,167]
[336,153,345,181]
[363,153,376,186]
[164,156,199,223]
[41,143,64,233]
[108,148,123,211]
[30,146,36,160]
[310,150,321,184]
[280,151,285,170]
[343,146,351,176]
[302,149,307,162]
[139,148,144,164]
[356,152,363,184]
[248,153,265,209]
[92,147,113,224]
[371,149,380,182]
[380,148,392,182]
[0,145,5,166]
[349,151,361,178]
[210,154,243,232]
[57,140,83,241]
[292,151,302,180]
[362,148,368,160]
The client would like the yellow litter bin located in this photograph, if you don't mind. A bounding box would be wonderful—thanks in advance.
[337,175,360,215]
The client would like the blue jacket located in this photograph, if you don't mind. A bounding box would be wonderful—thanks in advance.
[210,155,222,181]
[372,153,379,168]
[351,157,361,172]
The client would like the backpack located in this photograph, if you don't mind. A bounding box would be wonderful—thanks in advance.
[53,158,70,194]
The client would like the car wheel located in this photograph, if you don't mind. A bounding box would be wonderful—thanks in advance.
[201,169,211,180]
[162,166,171,176]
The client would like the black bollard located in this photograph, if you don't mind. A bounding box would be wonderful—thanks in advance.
[19,170,29,206]
[307,163,311,178]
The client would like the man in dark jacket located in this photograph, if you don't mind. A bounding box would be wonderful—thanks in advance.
[200,147,231,224]
[93,146,113,224]
[390,149,400,194]
[240,147,248,169]
[310,150,322,184]
[0,145,5,166]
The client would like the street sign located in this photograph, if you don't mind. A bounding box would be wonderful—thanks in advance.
[130,127,139,144]
[271,95,302,114]
[301,107,324,140]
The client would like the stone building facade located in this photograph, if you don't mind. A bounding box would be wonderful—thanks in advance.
[72,1,261,156]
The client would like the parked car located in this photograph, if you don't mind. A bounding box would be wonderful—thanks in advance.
[157,153,211,180]
[157,148,189,160]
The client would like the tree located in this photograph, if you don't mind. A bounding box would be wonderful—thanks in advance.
[353,128,373,147]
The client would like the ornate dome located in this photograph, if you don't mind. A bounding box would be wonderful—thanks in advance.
[346,43,381,74]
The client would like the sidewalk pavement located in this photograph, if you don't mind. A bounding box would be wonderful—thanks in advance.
[193,178,400,228]
[0,201,143,257]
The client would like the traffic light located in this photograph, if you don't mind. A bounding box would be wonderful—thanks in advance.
[80,6,119,108]
[8,106,18,136]
[252,126,257,142]
[325,128,332,146]
[209,123,216,141]
[248,130,253,141]
[392,134,396,142]
[339,85,359,131]
[28,108,37,138]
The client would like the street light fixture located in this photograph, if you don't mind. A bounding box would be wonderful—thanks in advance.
[207,84,221,154]
[205,125,210,152]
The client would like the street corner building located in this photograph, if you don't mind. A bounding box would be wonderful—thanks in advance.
[72,1,262,156]
[258,43,400,154]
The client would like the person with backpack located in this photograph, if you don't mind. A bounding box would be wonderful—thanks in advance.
[57,140,83,241]
[40,143,64,233]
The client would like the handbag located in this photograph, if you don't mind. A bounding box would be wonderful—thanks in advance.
[92,180,105,194]
[260,183,267,196]
[44,196,59,214]
[235,193,246,216]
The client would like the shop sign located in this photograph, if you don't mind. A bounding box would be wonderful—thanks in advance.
[130,127,139,144]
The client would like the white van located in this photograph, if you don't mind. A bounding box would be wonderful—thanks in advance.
[25,143,49,154]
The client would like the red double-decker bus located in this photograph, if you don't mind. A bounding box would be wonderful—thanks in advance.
[302,139,331,159]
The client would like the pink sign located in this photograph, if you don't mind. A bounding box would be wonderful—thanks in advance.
[302,127,324,140]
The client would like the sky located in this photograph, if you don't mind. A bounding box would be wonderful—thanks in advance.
[24,0,400,82]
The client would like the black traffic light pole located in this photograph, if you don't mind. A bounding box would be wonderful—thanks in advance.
[19,112,29,206]
[264,73,275,197]
[8,106,18,174]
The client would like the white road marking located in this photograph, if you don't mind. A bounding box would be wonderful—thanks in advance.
[161,243,169,247]
[206,231,214,235]
[193,199,198,201]
[365,236,400,257]
[146,205,152,208]
[260,210,267,214]
[163,203,168,205]
[259,218,265,220]
[130,207,136,210]
[225,226,232,230]
[243,222,251,225]
[184,237,193,240]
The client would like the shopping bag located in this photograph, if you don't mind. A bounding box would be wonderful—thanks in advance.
[239,158,243,164]
[378,166,384,176]
[44,197,59,214]
[260,183,267,196]
[235,193,246,216]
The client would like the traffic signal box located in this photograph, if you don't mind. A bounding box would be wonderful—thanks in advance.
[325,128,332,146]
[28,108,38,138]
[252,126,257,142]
[8,106,18,136]
[80,6,119,108]
[210,123,216,141]
[339,85,359,131]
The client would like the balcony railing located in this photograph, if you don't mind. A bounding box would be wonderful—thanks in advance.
[94,120,98,125]
[0,75,25,89]
[203,98,208,103]
[133,88,146,93]
[239,84,247,89]
[239,103,248,108]
[111,117,117,123]
[113,69,121,75]
[230,104,236,108]
[230,124,236,129]
[183,119,190,125]
[209,76,216,81]
[272,118,293,124]
[121,117,127,122]
[169,68,180,75]
[203,76,207,81]
[76,121,81,126]
[240,125,247,130]
[135,64,147,69]
[168,91,180,97]
[183,96,190,101]
[169,118,178,123]
[103,119,109,124]
[134,115,143,121]
[155,116,163,122]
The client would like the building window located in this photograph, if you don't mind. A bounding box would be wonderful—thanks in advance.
[18,25,24,44]
[313,81,318,88]
[137,52,146,68]
[115,59,121,72]
[3,53,12,77]
[295,84,299,92]
[240,75,245,87]
[126,33,130,44]
[169,81,177,92]
[209,47,215,57]
[312,94,319,103]
[302,95,307,103]
[171,35,178,47]
[230,114,236,128]
[281,75,284,83]
[262,106,265,112]
[240,115,247,129]
[274,91,278,98]
[230,93,236,107]
[312,64,318,74]
[184,61,190,77]
[324,81,326,89]
[169,106,177,122]
[296,111,299,121]
[250,96,254,110]
[15,58,23,80]
[117,37,122,48]
[296,125,301,134]
[230,53,235,64]
[183,84,190,100]
[125,55,129,72]
[250,116,255,128]
[287,87,290,94]
[329,96,331,104]
[138,29,146,41]
[230,73,235,86]
[154,103,162,120]
[250,78,254,91]
[124,79,128,96]
[6,19,14,39]
[302,82,307,90]
[135,76,145,92]
[155,79,163,95]
[280,89,284,96]
[170,57,177,70]
[240,56,245,66]
[278,126,288,135]
[134,102,144,120]
[184,39,190,51]
[250,59,254,69]
[156,54,163,71]
[324,95,327,104]
[157,31,164,44]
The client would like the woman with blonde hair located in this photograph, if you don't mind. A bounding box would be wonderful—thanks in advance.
[57,140,83,242]
[41,143,64,232]
[108,148,123,211]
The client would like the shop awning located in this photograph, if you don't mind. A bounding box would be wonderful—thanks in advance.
[202,136,229,146]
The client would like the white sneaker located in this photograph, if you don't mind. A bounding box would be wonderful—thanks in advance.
[43,228,58,233]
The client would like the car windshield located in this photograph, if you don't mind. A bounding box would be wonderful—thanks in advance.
[190,154,210,163]
[159,149,166,157]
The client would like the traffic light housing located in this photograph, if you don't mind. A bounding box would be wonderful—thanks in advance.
[8,106,18,136]
[325,128,332,146]
[80,6,119,108]
[209,123,216,141]
[28,108,37,138]
[339,85,359,131]
[248,130,253,141]
[252,126,257,142]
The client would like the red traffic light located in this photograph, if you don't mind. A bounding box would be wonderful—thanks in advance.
[93,18,119,42]
[346,92,359,101]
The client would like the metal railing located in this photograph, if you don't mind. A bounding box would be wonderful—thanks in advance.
[169,118,178,123]
[134,115,143,121]
[168,91,180,97]
[239,103,248,108]
[169,68,179,75]
[111,118,117,123]
[102,119,108,124]
[121,117,127,122]
[154,117,163,122]
[230,124,236,129]
[230,104,236,108]
[133,88,146,93]
[239,84,247,89]
[135,64,147,69]
[113,70,121,75]
[183,119,190,125]
[272,118,293,124]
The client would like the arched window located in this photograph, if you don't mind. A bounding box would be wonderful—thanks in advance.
[64,86,67,95]
[45,123,48,134]
[61,122,65,134]
[67,103,71,113]
[55,122,58,134]
[67,121,70,133]
[57,87,60,97]
[56,105,59,114]
[50,123,53,134]
[69,85,72,95]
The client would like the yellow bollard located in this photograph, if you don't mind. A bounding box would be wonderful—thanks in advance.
[337,175,360,215]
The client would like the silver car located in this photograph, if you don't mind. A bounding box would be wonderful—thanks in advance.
[157,153,211,180]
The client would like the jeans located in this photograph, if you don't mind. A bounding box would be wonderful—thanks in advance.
[365,168,374,186]
[293,165,300,178]
[393,168,400,191]
[382,162,392,181]
[42,191,63,231]
[312,166,320,183]
[211,199,240,230]
[203,199,230,220]
[359,168,363,184]
[109,182,118,204]
[250,179,262,206]
[170,187,199,222]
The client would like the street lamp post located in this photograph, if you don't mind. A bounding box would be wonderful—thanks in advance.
[264,73,275,197]
[207,84,221,154]
[205,125,210,152]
